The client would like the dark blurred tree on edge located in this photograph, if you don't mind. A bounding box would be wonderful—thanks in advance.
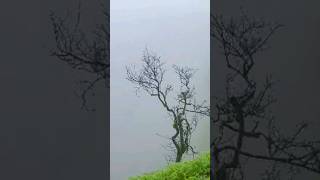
[50,1,109,111]
[211,10,320,180]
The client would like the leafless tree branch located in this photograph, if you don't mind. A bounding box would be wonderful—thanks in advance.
[50,1,109,110]
[126,49,208,162]
[211,10,320,180]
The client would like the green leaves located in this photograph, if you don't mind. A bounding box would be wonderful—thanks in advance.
[129,152,210,180]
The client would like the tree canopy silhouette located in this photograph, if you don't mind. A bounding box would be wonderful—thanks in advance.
[50,1,109,111]
[126,49,209,162]
[211,11,320,180]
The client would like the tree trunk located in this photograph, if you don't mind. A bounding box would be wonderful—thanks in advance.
[175,150,183,162]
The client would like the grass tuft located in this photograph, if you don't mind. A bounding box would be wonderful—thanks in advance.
[129,152,210,180]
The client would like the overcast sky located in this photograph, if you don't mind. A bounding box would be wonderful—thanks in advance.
[111,0,210,179]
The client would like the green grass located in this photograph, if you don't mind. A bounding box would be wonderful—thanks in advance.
[129,152,210,180]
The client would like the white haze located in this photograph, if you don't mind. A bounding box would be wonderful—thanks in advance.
[110,0,210,179]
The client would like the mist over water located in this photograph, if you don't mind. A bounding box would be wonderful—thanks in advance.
[110,0,210,179]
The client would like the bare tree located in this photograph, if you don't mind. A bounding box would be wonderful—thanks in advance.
[211,11,320,180]
[50,1,109,110]
[126,49,209,162]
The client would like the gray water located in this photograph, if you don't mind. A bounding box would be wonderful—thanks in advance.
[110,0,210,179]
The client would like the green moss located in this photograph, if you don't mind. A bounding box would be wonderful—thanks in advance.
[129,152,210,180]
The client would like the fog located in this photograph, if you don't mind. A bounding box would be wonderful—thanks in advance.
[110,0,210,179]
